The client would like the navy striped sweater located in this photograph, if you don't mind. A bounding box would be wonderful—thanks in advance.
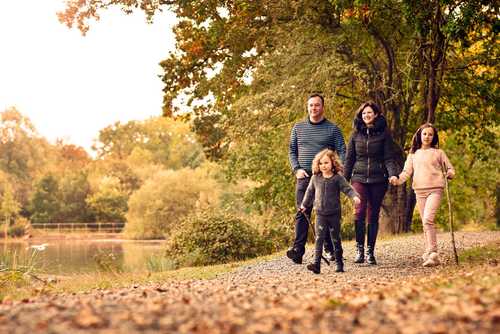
[289,118,346,174]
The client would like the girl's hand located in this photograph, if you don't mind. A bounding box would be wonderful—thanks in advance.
[389,176,399,186]
[446,169,454,179]
[299,206,306,212]
[353,196,361,206]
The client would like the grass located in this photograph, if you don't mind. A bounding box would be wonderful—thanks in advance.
[458,241,500,264]
[0,250,283,301]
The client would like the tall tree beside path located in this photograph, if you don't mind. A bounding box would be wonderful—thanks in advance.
[58,0,499,232]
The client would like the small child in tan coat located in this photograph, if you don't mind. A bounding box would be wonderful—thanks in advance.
[390,123,455,267]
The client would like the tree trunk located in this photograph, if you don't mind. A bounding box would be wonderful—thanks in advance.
[379,184,407,234]
[404,184,416,232]
[496,183,500,228]
[379,141,407,235]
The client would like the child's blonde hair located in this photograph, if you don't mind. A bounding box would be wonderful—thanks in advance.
[312,149,344,175]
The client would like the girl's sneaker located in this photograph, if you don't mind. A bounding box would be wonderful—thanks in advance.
[422,252,440,267]
[422,251,431,261]
[429,252,440,264]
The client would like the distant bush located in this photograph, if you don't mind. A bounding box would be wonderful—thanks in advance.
[165,210,265,267]
[123,166,220,239]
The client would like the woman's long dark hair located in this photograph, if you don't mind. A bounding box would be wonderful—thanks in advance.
[355,100,381,118]
[410,123,439,153]
[353,101,385,133]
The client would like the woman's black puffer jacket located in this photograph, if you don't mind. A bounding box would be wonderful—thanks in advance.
[344,114,399,184]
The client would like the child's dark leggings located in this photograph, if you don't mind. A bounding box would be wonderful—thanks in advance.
[314,213,342,264]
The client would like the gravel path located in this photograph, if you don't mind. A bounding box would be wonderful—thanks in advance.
[1,231,499,334]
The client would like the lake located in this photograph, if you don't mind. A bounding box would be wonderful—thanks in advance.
[0,239,168,275]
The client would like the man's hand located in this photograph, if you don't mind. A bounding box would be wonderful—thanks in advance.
[295,169,309,179]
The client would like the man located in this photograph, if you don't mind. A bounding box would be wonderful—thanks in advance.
[287,93,346,264]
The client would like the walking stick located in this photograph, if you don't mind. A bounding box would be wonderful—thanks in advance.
[442,164,459,265]
[298,210,330,265]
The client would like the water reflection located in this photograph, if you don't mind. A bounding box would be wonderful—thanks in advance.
[0,240,165,275]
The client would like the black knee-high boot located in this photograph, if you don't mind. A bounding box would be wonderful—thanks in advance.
[366,221,379,265]
[354,220,365,263]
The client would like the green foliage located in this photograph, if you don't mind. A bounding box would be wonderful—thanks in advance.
[28,175,60,224]
[94,117,205,169]
[28,172,94,225]
[0,182,20,229]
[124,165,221,239]
[165,210,265,267]
[0,108,52,207]
[42,1,500,236]
[438,129,499,228]
[86,177,128,223]
[57,171,94,223]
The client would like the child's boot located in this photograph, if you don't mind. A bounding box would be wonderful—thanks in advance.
[335,249,344,272]
[307,261,321,274]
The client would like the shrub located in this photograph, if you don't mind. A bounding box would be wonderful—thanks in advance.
[124,166,220,239]
[165,210,265,267]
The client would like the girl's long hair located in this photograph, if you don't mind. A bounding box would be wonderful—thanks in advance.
[312,149,344,175]
[410,123,439,153]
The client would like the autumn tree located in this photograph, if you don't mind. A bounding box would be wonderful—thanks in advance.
[59,0,499,231]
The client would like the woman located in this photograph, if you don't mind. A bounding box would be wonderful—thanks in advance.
[344,101,399,265]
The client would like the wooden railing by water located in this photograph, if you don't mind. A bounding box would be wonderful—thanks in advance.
[31,222,125,233]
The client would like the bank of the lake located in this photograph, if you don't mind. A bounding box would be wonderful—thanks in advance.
[0,237,167,275]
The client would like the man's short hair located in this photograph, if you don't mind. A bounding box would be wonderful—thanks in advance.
[307,93,324,106]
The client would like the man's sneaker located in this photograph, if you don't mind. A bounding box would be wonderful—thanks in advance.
[286,248,302,264]
[306,262,320,274]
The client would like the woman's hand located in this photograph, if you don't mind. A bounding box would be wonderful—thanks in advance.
[353,196,361,206]
[389,176,399,186]
[299,206,306,213]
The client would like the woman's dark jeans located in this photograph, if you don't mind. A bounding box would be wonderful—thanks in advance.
[351,181,388,248]
[292,177,334,256]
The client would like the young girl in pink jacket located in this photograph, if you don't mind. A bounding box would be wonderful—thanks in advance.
[389,123,455,267]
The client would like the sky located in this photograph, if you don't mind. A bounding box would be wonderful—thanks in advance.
[0,0,177,153]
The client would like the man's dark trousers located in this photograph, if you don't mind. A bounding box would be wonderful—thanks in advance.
[292,176,334,256]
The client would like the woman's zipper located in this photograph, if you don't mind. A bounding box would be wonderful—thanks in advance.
[366,128,370,182]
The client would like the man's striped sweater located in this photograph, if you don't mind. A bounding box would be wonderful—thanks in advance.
[289,118,346,174]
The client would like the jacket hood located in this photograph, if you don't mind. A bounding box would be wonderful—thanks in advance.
[353,113,388,134]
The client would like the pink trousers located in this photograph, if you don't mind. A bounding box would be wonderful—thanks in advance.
[415,188,443,253]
